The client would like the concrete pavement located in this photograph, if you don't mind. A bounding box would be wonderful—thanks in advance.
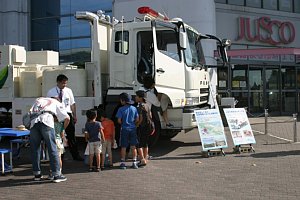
[0,118,300,200]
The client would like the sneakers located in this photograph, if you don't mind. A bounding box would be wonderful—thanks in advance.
[47,174,54,180]
[33,174,43,181]
[138,162,146,167]
[53,175,67,183]
[119,163,126,170]
[166,123,174,128]
[131,162,139,169]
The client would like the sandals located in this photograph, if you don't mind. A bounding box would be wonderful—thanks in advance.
[88,168,93,172]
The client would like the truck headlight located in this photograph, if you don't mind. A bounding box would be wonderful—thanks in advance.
[185,97,199,106]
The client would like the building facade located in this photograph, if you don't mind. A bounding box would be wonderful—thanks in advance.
[215,0,300,116]
[0,0,299,116]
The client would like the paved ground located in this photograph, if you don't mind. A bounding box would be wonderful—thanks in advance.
[0,117,300,200]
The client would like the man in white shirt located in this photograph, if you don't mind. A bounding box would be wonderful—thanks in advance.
[47,74,83,161]
[29,97,70,183]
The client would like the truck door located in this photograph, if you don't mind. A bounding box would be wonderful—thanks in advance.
[151,21,185,94]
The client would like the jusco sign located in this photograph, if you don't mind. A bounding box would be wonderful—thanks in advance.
[236,16,295,45]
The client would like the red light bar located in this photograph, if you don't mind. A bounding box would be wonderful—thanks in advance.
[138,6,168,20]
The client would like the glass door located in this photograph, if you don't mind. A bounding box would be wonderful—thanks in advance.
[265,66,280,115]
[249,66,264,114]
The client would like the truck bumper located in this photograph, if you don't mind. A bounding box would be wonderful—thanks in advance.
[182,107,199,129]
[167,107,207,130]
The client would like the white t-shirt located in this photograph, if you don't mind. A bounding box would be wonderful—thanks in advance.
[47,86,75,113]
[30,97,70,129]
[139,86,160,108]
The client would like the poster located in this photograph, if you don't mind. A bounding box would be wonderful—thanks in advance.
[223,108,256,145]
[194,109,228,151]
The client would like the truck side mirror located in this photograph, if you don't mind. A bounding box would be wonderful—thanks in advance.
[179,32,187,49]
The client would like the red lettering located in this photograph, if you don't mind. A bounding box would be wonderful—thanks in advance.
[236,16,295,45]
[279,22,295,44]
[244,18,260,42]
[259,17,272,43]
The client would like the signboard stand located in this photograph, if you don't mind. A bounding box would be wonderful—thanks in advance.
[233,144,255,154]
[223,108,256,154]
[194,109,228,158]
[202,148,225,158]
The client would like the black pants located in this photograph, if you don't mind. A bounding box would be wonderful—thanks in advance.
[65,113,80,159]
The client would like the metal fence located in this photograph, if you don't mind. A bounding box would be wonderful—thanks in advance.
[248,109,299,143]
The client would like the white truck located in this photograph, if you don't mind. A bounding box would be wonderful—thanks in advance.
[0,6,229,145]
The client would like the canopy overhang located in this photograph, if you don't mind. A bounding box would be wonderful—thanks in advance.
[227,48,300,57]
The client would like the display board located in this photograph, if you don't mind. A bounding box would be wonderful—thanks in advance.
[223,108,256,145]
[194,109,228,151]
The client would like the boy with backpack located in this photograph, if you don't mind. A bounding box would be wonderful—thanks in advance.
[135,90,153,166]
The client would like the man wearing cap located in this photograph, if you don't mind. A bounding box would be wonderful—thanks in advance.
[116,92,139,169]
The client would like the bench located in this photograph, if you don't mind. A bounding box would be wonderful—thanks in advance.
[10,137,30,158]
[0,148,12,175]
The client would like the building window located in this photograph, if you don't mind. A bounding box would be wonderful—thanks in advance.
[281,67,296,89]
[218,68,228,89]
[246,0,261,8]
[115,31,129,54]
[215,0,227,3]
[266,68,279,90]
[228,0,244,6]
[263,0,278,10]
[279,0,292,12]
[232,69,247,90]
[294,0,300,13]
[297,68,300,89]
[282,92,296,113]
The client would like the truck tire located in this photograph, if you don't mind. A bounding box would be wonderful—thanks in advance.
[160,129,180,140]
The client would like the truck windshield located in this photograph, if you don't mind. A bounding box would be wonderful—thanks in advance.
[184,29,205,68]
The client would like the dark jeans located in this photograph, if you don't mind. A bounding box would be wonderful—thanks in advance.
[65,113,80,159]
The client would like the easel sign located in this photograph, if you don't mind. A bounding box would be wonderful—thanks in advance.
[223,108,256,146]
[194,109,228,151]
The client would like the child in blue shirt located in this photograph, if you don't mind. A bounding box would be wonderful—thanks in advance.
[84,109,105,172]
[116,92,139,169]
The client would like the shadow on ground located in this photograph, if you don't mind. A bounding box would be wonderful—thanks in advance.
[250,150,300,158]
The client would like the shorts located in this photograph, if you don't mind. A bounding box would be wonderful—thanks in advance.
[136,127,149,148]
[102,140,112,156]
[160,94,169,111]
[120,128,138,148]
[88,141,102,155]
[55,139,65,156]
